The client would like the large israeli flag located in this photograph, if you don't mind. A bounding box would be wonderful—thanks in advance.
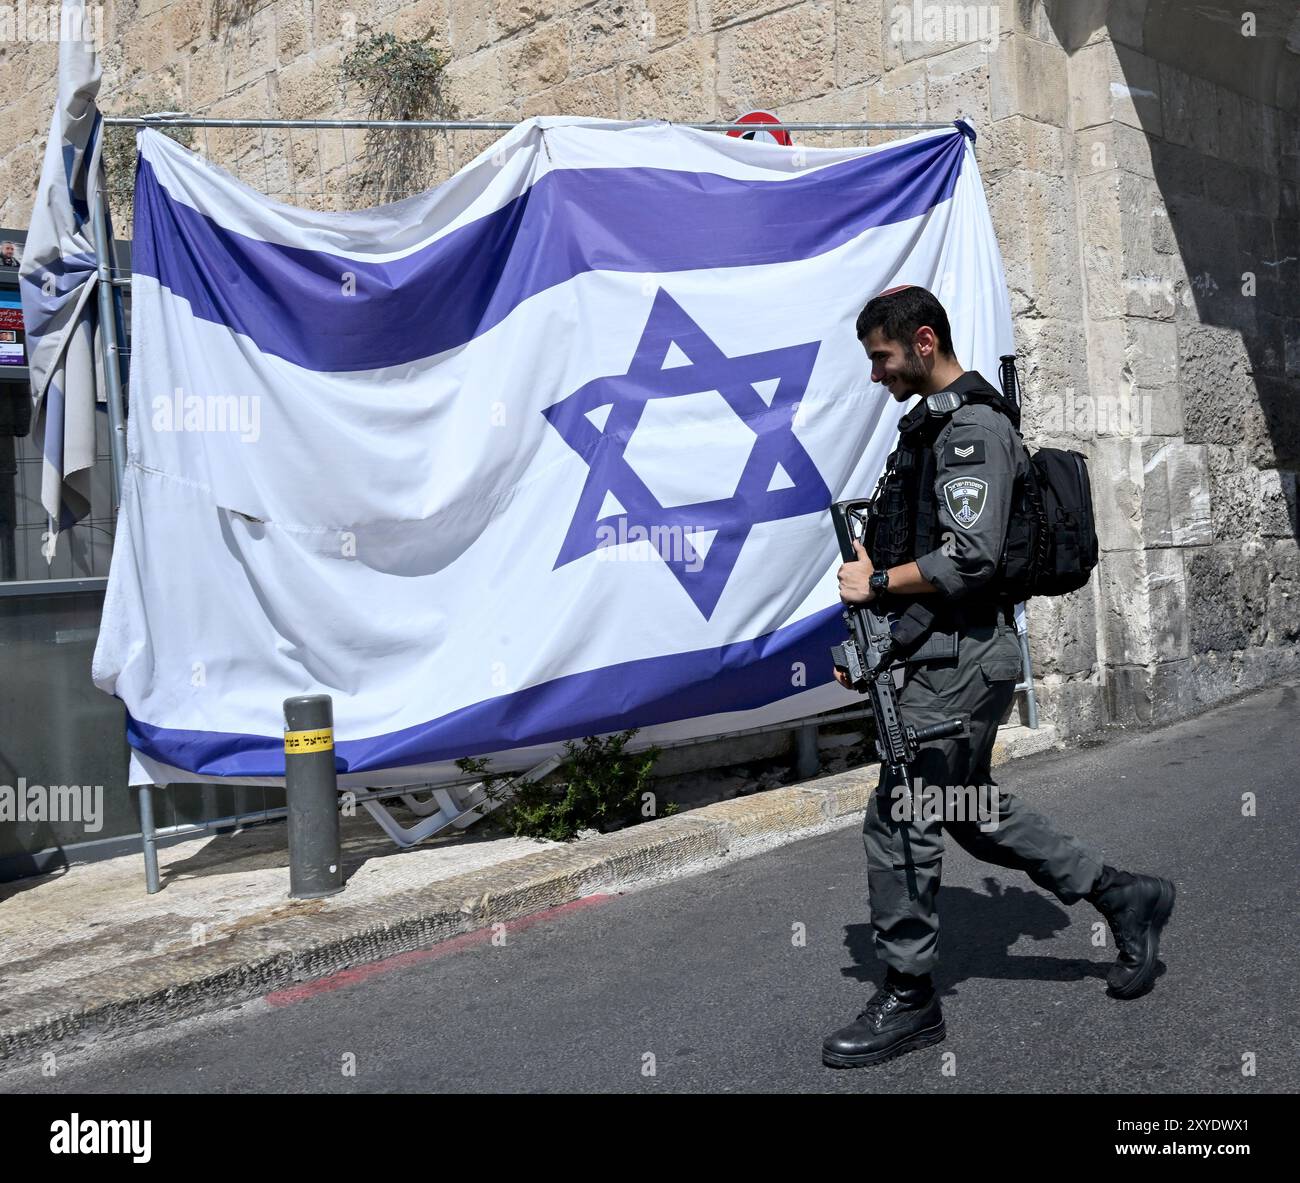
[18,0,117,540]
[94,117,1014,788]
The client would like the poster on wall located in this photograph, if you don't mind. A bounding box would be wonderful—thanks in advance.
[0,295,26,366]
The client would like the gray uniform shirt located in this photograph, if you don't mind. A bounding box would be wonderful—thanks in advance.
[913,393,1030,602]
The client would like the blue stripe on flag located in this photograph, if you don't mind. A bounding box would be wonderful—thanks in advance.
[124,604,847,777]
[132,130,966,373]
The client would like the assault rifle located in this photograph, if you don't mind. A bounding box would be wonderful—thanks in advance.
[829,499,966,802]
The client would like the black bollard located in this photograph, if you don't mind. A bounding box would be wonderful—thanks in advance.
[283,694,344,899]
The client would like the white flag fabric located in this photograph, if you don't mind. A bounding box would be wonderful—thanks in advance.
[94,117,1014,789]
[18,0,116,535]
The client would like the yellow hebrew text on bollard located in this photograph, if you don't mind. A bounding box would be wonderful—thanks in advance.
[284,728,334,754]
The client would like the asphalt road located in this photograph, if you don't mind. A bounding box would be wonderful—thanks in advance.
[3,683,1298,1094]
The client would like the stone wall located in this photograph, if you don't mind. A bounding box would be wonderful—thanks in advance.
[1,0,1296,736]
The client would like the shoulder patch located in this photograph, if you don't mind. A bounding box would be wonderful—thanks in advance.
[944,438,985,465]
[943,476,988,529]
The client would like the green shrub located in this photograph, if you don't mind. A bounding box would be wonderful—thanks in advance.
[457,730,673,842]
[339,31,458,206]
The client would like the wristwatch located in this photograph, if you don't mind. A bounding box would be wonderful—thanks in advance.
[869,568,890,595]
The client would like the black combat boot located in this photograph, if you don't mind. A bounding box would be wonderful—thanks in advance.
[1088,867,1176,998]
[822,970,945,1068]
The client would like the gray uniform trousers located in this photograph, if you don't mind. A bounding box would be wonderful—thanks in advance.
[862,617,1107,977]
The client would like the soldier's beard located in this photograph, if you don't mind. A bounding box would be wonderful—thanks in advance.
[890,345,930,398]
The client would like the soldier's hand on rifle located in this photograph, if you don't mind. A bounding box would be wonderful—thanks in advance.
[837,540,876,605]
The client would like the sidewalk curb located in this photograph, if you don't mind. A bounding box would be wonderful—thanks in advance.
[0,724,1057,1064]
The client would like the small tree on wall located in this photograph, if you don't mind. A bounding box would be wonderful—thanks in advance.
[101,96,195,234]
[340,31,459,206]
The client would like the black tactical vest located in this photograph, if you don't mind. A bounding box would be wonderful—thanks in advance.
[863,373,1024,608]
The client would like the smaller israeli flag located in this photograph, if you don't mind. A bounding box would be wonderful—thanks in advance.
[18,0,118,542]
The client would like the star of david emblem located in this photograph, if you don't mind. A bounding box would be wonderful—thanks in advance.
[541,289,832,620]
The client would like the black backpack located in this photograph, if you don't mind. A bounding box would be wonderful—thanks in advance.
[991,359,1099,600]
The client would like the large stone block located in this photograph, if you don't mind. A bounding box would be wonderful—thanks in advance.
[649,727,792,778]
[1067,40,1161,135]
[271,48,345,120]
[773,81,875,148]
[1106,0,1147,50]
[1184,542,1265,654]
[276,0,312,67]
[647,0,692,48]
[1206,445,1259,543]
[1249,377,1300,470]
[1073,120,1155,181]
[620,36,717,122]
[715,0,835,113]
[1099,547,1153,665]
[884,0,1002,66]
[986,166,1081,321]
[707,0,794,31]
[995,0,1060,45]
[443,42,515,118]
[1119,173,1183,321]
[505,21,570,93]
[1101,664,1153,728]
[1077,169,1124,319]
[1148,135,1203,202]
[1158,61,1220,154]
[571,0,653,76]
[835,0,883,88]
[1146,546,1190,662]
[1259,470,1299,540]
[1233,640,1300,696]
[1177,323,1253,445]
[864,57,927,126]
[1012,315,1090,439]
[227,6,279,90]
[186,47,228,109]
[1265,540,1300,643]
[1249,312,1289,380]
[1083,317,1181,439]
[1066,38,1118,131]
[1146,653,1225,727]
[1037,672,1110,738]
[1089,437,1144,552]
[449,0,499,55]
[165,0,207,50]
[1124,315,1178,383]
[990,32,1068,127]
[1026,569,1098,676]
[1140,439,1212,548]
[984,114,1068,180]
[924,39,990,124]
[525,65,619,119]
[397,0,454,42]
[492,0,564,40]
[1237,95,1281,178]
[122,12,172,80]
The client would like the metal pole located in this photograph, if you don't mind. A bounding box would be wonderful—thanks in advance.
[795,724,821,778]
[136,782,160,893]
[91,176,165,894]
[88,183,127,504]
[284,694,344,899]
[102,116,956,131]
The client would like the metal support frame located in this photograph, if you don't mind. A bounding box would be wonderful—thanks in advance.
[83,115,1038,894]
